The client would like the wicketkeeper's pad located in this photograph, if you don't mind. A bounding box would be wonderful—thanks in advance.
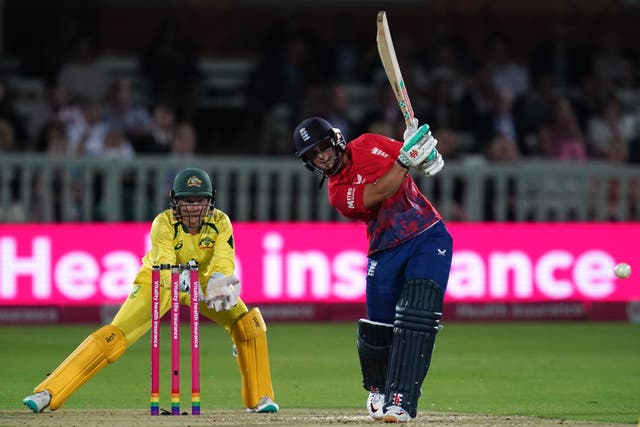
[35,325,127,410]
[232,307,275,409]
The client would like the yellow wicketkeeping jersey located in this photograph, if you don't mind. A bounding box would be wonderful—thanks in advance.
[134,208,235,287]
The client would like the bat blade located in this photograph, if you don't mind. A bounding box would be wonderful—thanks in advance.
[376,10,415,127]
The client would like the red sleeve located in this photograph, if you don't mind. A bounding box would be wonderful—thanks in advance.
[329,181,373,220]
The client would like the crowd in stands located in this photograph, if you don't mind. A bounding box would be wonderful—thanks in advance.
[1,13,640,168]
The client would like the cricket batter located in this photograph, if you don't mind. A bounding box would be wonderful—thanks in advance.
[293,117,452,423]
[23,167,279,414]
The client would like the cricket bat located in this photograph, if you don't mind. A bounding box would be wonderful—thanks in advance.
[376,10,415,128]
[377,10,435,161]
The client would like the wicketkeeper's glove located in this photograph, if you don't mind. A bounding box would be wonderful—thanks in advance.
[205,273,241,312]
[179,266,206,300]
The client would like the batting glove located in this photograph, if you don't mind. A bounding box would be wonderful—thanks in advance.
[403,117,419,141]
[398,123,438,168]
[418,149,444,177]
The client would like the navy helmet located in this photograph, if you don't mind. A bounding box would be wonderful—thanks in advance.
[293,117,346,177]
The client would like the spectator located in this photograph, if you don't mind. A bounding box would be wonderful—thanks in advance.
[570,72,607,131]
[34,119,69,155]
[0,79,27,148]
[103,78,152,140]
[428,128,467,221]
[32,120,70,221]
[57,34,110,103]
[482,133,522,221]
[0,119,16,152]
[316,82,358,141]
[592,31,635,91]
[425,43,466,100]
[170,122,197,160]
[0,117,21,221]
[538,96,588,161]
[329,13,364,82]
[586,95,636,159]
[458,61,496,149]
[476,85,527,155]
[485,133,522,162]
[360,83,405,139]
[423,76,462,132]
[102,128,135,160]
[486,35,530,100]
[245,33,312,141]
[515,71,556,140]
[140,18,201,121]
[25,81,83,149]
[130,101,176,154]
[66,98,109,156]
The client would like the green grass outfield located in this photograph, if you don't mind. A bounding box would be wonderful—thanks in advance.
[1,322,638,424]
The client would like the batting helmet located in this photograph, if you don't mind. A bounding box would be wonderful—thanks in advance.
[293,116,346,177]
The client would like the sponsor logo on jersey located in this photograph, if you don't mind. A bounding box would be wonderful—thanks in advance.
[129,285,141,298]
[346,187,356,209]
[199,236,214,249]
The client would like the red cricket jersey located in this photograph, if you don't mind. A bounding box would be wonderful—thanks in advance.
[328,133,441,255]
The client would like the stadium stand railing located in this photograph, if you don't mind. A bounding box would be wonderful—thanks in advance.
[0,154,638,223]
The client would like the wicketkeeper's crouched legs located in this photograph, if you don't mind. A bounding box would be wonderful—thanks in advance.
[384,279,443,418]
[34,325,128,410]
[231,307,276,409]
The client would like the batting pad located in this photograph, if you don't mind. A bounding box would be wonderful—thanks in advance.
[35,325,127,410]
[232,307,275,409]
[385,279,443,418]
[357,319,393,392]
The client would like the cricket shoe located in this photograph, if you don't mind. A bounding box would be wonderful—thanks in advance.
[366,391,385,420]
[383,405,411,423]
[22,390,51,413]
[247,395,279,413]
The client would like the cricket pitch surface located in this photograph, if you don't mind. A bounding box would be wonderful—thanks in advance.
[0,409,629,427]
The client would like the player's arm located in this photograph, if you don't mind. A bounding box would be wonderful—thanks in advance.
[204,212,240,311]
[137,214,179,287]
[141,214,177,267]
[362,162,409,209]
[205,212,235,278]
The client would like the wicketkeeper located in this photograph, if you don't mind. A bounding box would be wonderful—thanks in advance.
[294,116,452,423]
[23,167,279,414]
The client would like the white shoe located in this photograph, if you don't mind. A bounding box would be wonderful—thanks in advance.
[247,395,279,413]
[383,405,411,423]
[366,391,385,420]
[22,391,51,413]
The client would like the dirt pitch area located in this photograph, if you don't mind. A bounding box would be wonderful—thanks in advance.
[0,409,630,427]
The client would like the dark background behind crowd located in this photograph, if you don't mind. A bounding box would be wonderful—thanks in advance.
[1,0,640,167]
